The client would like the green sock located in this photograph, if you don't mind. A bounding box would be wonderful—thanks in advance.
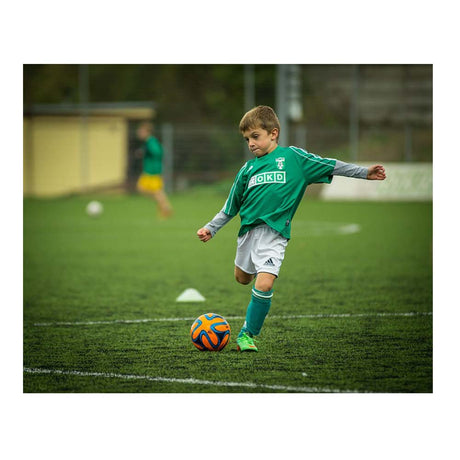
[238,287,273,338]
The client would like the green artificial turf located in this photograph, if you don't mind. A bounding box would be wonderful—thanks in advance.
[23,190,432,392]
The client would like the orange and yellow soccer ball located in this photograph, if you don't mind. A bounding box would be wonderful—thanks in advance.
[190,313,231,351]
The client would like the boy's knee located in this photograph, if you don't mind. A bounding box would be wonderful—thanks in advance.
[255,280,273,291]
[254,273,276,292]
[234,267,255,285]
[235,273,253,285]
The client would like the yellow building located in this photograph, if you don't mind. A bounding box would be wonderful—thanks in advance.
[23,102,155,197]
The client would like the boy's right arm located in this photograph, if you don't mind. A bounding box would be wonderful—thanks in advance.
[197,162,248,243]
[197,227,212,242]
[197,211,233,242]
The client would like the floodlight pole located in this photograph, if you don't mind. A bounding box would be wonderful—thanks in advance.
[349,64,360,162]
[243,64,256,160]
[244,64,255,111]
[276,65,289,146]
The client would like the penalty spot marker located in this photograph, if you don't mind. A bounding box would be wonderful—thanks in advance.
[176,288,205,302]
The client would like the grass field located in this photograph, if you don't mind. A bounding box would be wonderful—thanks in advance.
[23,189,432,393]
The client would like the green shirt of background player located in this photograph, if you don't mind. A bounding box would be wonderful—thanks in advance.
[136,122,173,219]
[197,105,386,352]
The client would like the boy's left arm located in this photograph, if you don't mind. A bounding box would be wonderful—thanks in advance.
[366,164,386,180]
[333,160,386,181]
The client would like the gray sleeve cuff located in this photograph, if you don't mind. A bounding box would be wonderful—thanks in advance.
[333,160,368,179]
[205,211,233,237]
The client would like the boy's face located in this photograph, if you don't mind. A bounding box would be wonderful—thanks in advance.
[242,127,279,157]
[136,126,151,141]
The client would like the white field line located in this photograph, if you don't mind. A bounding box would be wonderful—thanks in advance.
[33,311,432,327]
[23,367,362,393]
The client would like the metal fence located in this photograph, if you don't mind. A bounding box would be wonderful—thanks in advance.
[151,122,432,192]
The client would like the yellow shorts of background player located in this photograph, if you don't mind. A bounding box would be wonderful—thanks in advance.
[137,173,164,193]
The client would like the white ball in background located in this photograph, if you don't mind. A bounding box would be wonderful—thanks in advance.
[86,200,103,217]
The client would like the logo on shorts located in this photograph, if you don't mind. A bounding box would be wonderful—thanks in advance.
[275,157,285,170]
[264,258,275,266]
[248,171,286,189]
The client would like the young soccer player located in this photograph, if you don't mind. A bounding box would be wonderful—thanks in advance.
[197,105,386,352]
[136,122,173,218]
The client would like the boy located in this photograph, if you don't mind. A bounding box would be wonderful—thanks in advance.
[197,106,386,352]
[136,122,173,218]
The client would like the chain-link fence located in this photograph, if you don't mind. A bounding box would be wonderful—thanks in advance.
[150,122,431,192]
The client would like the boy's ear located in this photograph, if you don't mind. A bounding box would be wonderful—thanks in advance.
[271,128,279,140]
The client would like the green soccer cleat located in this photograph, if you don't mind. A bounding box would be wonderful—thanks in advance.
[236,332,258,352]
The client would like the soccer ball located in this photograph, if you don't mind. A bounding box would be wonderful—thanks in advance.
[190,313,231,351]
[86,200,103,217]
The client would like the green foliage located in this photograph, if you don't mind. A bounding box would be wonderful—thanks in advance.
[23,64,80,104]
[24,64,276,125]
[23,64,432,162]
[23,192,432,392]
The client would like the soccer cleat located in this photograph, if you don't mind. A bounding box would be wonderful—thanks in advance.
[236,332,258,352]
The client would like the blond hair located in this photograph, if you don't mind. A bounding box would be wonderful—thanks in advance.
[138,121,154,134]
[239,106,281,143]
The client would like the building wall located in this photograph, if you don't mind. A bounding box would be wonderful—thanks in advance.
[23,117,32,196]
[23,116,127,197]
[321,163,432,201]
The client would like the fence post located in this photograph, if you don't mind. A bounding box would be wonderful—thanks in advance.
[244,64,255,160]
[294,124,307,149]
[349,64,360,162]
[404,124,413,162]
[276,65,289,146]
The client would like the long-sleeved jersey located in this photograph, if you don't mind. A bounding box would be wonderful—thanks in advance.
[206,145,368,240]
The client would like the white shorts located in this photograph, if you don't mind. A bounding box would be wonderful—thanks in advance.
[234,224,288,277]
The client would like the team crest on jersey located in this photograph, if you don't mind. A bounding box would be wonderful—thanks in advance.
[275,157,285,170]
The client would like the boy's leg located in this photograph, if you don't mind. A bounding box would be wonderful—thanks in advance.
[234,225,287,351]
[254,272,276,292]
[238,272,275,339]
[234,266,255,285]
[152,190,173,218]
[137,174,173,218]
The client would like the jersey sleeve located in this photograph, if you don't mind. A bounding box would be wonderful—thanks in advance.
[333,159,368,179]
[146,137,163,158]
[289,147,336,184]
[221,162,248,217]
[204,210,233,237]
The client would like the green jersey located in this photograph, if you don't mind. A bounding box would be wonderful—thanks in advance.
[143,136,163,175]
[222,145,336,239]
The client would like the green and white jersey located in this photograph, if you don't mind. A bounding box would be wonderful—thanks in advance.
[143,136,163,175]
[222,145,336,239]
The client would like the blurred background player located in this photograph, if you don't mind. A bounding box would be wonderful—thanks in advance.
[136,122,173,219]
[197,105,386,352]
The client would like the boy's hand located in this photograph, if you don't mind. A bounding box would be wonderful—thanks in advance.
[367,165,386,180]
[197,227,212,242]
